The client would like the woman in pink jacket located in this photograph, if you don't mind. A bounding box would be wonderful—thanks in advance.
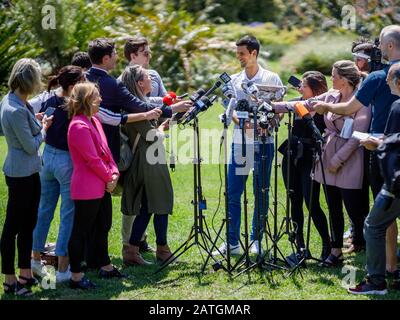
[67,82,123,290]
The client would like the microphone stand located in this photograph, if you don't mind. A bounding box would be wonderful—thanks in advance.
[288,137,335,277]
[203,112,232,274]
[157,115,227,274]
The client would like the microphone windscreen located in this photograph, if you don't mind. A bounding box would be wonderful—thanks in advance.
[294,102,310,119]
[162,95,174,106]
[168,91,177,99]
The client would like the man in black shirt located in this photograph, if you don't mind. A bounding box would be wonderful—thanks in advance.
[349,63,400,295]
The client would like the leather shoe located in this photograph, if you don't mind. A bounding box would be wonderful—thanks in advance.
[98,266,126,279]
[69,277,96,290]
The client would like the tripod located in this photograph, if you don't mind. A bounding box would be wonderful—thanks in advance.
[157,116,227,274]
[235,111,290,277]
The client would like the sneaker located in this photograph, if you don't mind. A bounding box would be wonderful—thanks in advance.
[56,269,71,283]
[31,259,50,278]
[348,278,388,295]
[343,228,352,239]
[212,243,240,256]
[249,240,263,255]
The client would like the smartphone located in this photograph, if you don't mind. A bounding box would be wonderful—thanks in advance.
[288,75,302,89]
[44,107,56,117]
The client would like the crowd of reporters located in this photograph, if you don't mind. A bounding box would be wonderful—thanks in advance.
[1,24,400,296]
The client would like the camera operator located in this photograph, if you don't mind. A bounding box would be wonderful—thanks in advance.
[349,63,400,295]
[314,25,400,277]
[275,71,331,263]
[352,38,374,74]
[213,35,284,256]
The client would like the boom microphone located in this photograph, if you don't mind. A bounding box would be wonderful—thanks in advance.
[294,102,324,142]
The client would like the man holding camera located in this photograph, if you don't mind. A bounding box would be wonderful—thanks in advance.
[348,63,400,295]
[213,35,284,256]
[315,25,400,294]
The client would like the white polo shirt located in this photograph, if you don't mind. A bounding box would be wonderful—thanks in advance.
[231,65,283,145]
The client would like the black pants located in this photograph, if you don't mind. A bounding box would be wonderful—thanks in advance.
[68,193,112,273]
[369,151,384,199]
[282,151,330,250]
[1,174,40,275]
[129,191,168,246]
[325,185,368,248]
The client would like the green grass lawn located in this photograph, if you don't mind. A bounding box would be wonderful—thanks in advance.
[0,88,399,300]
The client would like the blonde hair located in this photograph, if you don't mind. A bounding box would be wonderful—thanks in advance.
[68,82,99,118]
[8,58,42,95]
[120,64,148,101]
[333,60,362,89]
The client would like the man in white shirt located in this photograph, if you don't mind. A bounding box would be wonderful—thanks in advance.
[214,35,284,256]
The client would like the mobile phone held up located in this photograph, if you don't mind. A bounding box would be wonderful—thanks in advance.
[288,75,301,89]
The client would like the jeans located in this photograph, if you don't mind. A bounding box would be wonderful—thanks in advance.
[364,190,400,284]
[1,174,40,275]
[32,145,75,257]
[227,142,274,246]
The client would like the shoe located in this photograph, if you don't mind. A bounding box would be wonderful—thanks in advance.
[31,259,50,278]
[98,266,126,279]
[69,277,96,290]
[18,276,39,287]
[43,242,56,253]
[343,244,365,254]
[285,252,306,268]
[3,282,33,296]
[343,228,352,239]
[249,240,263,255]
[56,269,71,283]
[139,235,155,253]
[343,237,353,249]
[348,277,387,295]
[156,245,178,264]
[212,243,240,256]
[122,245,152,266]
[319,253,344,267]
[320,245,331,261]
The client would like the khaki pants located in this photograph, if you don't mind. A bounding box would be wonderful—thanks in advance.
[121,214,146,245]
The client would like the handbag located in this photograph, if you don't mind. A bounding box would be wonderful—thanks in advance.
[118,130,140,172]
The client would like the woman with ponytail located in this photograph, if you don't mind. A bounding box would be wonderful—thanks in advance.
[31,66,85,283]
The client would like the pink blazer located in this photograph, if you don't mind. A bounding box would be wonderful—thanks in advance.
[68,115,119,200]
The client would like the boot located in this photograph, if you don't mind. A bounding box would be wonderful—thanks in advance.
[122,244,152,266]
[156,245,178,264]
[139,235,155,253]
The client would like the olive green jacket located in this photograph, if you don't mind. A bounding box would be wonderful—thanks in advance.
[121,120,173,216]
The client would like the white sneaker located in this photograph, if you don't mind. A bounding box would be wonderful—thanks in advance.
[31,259,50,278]
[249,240,263,255]
[212,243,240,256]
[56,269,71,283]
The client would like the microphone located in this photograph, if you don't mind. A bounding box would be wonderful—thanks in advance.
[204,80,222,97]
[160,94,174,116]
[294,102,324,142]
[221,97,237,127]
[181,95,218,125]
[221,82,235,99]
[172,89,206,123]
[236,99,250,129]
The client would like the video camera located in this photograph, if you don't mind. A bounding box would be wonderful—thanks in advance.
[370,38,388,72]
